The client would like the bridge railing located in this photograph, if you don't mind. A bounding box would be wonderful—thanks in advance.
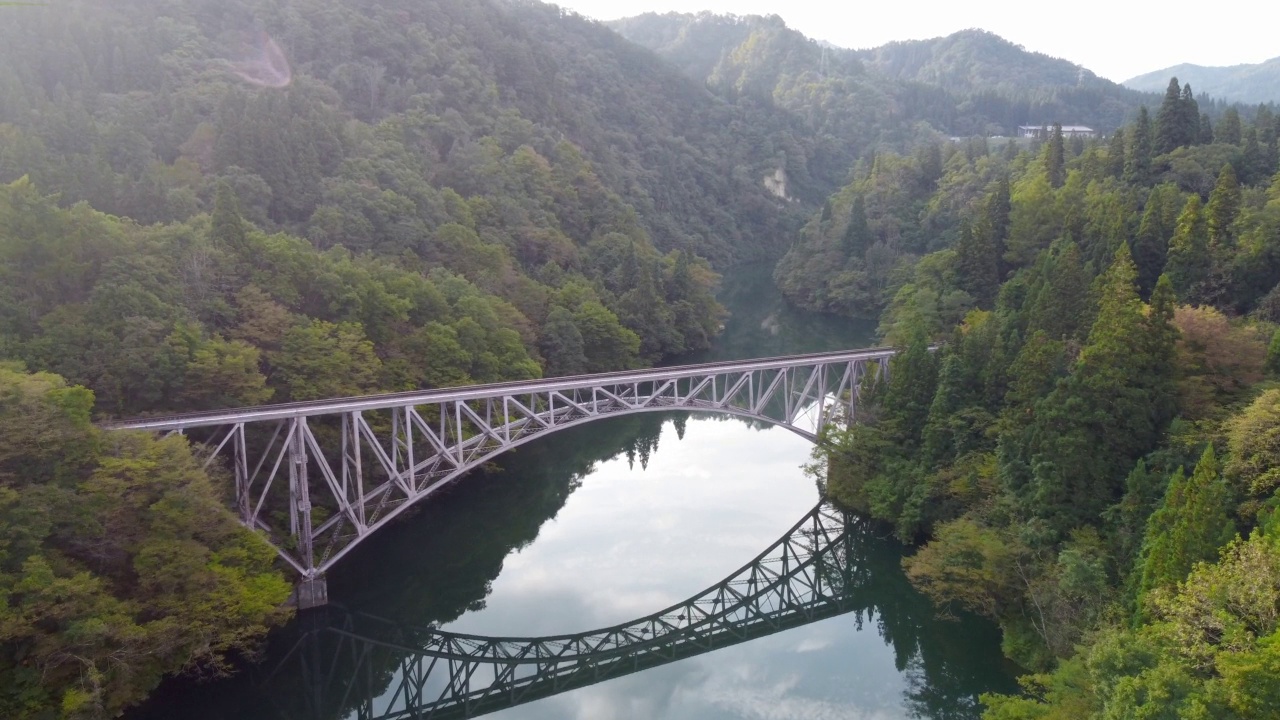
[102,348,895,601]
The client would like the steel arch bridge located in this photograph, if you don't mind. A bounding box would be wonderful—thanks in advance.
[107,347,893,604]
[270,502,864,720]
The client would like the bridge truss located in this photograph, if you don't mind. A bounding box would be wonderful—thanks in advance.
[108,348,892,597]
[272,502,863,720]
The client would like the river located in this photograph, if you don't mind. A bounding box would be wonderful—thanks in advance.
[128,263,1018,720]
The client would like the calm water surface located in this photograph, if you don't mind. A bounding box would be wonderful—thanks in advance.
[129,264,1018,720]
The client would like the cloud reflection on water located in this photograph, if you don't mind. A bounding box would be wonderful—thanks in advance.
[441,416,913,719]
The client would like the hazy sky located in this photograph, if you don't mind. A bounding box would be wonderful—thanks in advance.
[554,0,1278,83]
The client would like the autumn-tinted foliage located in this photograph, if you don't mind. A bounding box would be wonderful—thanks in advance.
[0,365,292,718]
[800,85,1280,717]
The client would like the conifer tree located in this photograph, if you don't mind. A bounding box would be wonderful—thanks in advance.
[1164,195,1211,302]
[1024,246,1169,532]
[954,218,999,307]
[1136,445,1236,598]
[1106,128,1126,179]
[1154,78,1184,155]
[1045,122,1066,188]
[1026,241,1090,341]
[984,176,1012,277]
[881,324,939,450]
[540,306,587,377]
[921,352,973,468]
[1216,107,1242,145]
[1130,185,1179,297]
[842,194,872,258]
[1125,107,1153,186]
[1240,126,1265,185]
[1144,274,1180,428]
[1179,83,1200,145]
[210,179,248,253]
[1207,163,1241,247]
[1258,105,1277,144]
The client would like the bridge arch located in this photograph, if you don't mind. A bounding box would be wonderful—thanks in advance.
[277,502,864,720]
[107,348,894,597]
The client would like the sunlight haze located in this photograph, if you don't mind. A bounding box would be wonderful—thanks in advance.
[556,0,1278,83]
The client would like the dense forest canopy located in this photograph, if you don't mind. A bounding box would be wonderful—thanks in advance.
[2,0,1280,717]
[802,101,1280,716]
[612,14,1154,143]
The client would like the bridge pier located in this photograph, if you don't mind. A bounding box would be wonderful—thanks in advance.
[294,575,329,610]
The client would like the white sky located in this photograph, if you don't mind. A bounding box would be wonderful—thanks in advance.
[554,0,1279,83]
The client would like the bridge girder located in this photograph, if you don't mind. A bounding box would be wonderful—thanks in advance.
[274,502,863,720]
[106,349,894,581]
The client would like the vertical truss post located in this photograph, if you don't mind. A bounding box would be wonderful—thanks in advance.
[290,417,328,608]
[291,418,315,574]
[233,423,250,522]
[346,411,366,527]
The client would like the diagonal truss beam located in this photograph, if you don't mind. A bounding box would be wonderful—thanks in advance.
[271,502,862,720]
[104,348,900,578]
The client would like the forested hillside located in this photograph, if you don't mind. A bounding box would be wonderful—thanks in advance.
[0,1,801,715]
[0,0,819,265]
[4,0,1280,717]
[612,14,1150,145]
[856,29,1146,131]
[777,87,1280,317]
[801,85,1280,716]
[0,0,827,423]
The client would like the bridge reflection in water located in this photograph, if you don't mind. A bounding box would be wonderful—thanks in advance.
[269,502,870,720]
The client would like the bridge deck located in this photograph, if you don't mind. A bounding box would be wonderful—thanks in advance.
[105,347,895,431]
[99,346,896,583]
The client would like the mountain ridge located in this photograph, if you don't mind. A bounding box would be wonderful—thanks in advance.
[610,14,1153,135]
[1124,57,1280,104]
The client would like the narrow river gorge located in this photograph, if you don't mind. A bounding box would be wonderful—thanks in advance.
[129,264,1019,720]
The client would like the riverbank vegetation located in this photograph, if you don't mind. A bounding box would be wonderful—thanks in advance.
[0,365,292,718]
[808,97,1280,716]
[2,0,1278,715]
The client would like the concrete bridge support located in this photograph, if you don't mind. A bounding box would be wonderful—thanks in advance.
[294,575,329,610]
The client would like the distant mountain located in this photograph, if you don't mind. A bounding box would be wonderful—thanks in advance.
[1124,58,1280,104]
[854,29,1128,99]
[611,15,1151,137]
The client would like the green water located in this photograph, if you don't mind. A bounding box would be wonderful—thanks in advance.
[127,264,1018,720]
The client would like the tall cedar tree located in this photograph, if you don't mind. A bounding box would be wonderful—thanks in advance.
[1198,112,1215,145]
[1207,163,1242,247]
[1130,184,1180,298]
[1125,106,1153,186]
[1023,246,1177,533]
[210,180,248,253]
[1216,107,1243,145]
[1106,128,1126,179]
[842,194,872,258]
[1179,83,1200,145]
[1044,122,1066,188]
[1136,445,1236,599]
[984,177,1013,278]
[1154,78,1185,155]
[954,219,1000,307]
[1240,126,1266,185]
[1025,241,1090,341]
[881,325,940,450]
[1164,195,1211,301]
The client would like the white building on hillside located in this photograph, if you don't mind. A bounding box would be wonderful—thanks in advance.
[1018,125,1097,139]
